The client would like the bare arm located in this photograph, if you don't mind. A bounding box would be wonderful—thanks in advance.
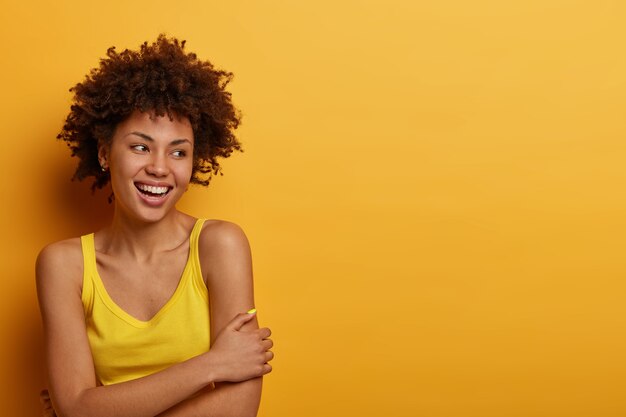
[37,238,271,417]
[169,221,272,417]
[156,382,264,417]
[151,221,273,417]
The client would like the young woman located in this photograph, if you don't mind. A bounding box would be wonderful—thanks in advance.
[36,35,274,417]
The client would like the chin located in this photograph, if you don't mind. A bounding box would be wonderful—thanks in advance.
[115,198,180,225]
[121,186,185,223]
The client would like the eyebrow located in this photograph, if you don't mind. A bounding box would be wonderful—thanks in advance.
[128,131,192,146]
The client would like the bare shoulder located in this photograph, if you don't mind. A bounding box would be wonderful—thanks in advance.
[199,220,250,255]
[198,220,252,285]
[36,238,83,296]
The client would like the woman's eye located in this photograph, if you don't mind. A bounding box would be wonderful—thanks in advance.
[172,150,186,157]
[131,144,148,152]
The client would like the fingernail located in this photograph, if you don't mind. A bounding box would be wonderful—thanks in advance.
[247,308,257,314]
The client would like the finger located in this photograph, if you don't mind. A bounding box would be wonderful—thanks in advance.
[40,389,50,404]
[258,327,271,339]
[265,351,274,362]
[261,339,273,350]
[262,363,273,375]
[229,310,257,331]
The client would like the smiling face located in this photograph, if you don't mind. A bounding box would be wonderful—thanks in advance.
[99,110,195,223]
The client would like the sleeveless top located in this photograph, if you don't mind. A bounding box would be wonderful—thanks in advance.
[80,219,210,385]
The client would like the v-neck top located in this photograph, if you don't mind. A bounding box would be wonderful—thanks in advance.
[80,219,210,385]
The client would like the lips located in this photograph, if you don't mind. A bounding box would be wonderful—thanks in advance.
[134,182,172,205]
[135,183,170,196]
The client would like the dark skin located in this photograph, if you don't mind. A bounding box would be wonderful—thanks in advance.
[37,111,273,417]
[59,35,242,191]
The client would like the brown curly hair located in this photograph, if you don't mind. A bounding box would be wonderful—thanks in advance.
[58,34,242,190]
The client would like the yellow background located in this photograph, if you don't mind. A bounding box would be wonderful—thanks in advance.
[1,1,625,416]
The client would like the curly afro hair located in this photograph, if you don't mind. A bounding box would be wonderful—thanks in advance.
[58,34,242,190]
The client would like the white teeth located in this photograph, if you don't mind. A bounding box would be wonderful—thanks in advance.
[137,184,169,194]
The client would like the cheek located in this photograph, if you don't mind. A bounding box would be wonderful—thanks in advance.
[111,151,144,170]
[179,165,194,184]
[178,159,194,181]
[108,159,143,187]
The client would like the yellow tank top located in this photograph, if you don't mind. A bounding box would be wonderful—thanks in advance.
[80,219,210,385]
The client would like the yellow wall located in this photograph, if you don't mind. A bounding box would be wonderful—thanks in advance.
[2,1,625,416]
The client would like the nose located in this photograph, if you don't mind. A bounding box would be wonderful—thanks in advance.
[145,153,169,177]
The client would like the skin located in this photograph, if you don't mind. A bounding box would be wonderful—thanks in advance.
[36,110,273,417]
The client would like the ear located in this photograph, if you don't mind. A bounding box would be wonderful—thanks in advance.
[97,142,109,171]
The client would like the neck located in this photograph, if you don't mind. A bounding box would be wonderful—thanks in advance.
[101,206,191,260]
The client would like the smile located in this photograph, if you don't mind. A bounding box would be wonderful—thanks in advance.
[134,183,172,198]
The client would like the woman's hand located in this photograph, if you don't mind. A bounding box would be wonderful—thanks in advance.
[40,389,57,417]
[207,311,274,383]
